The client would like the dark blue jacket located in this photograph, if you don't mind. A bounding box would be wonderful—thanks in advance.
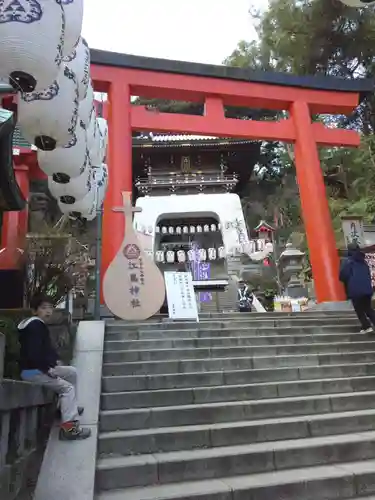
[18,317,58,372]
[339,249,373,299]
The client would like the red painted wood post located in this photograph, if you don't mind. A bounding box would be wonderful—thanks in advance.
[100,83,133,302]
[290,100,345,303]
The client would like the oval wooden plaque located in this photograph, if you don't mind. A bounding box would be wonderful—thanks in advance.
[103,192,166,320]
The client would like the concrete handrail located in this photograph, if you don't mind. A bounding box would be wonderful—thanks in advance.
[0,379,54,499]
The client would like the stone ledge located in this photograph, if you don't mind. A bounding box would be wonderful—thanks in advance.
[0,380,52,411]
[34,320,105,500]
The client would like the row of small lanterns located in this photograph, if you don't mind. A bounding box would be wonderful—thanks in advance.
[156,224,220,235]
[0,0,108,220]
[155,247,226,263]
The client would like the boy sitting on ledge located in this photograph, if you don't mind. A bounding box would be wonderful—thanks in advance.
[18,294,91,441]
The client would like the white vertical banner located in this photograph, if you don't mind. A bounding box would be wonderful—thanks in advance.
[164,271,199,321]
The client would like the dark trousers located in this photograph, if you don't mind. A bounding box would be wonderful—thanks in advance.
[352,295,375,329]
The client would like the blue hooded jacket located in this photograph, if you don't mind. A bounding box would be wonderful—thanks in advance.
[339,247,373,299]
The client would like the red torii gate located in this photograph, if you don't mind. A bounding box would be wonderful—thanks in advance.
[90,50,374,304]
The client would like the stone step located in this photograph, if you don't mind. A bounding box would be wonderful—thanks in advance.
[102,350,375,376]
[99,390,375,432]
[102,341,375,363]
[96,431,375,489]
[102,362,375,392]
[100,375,375,410]
[104,332,369,350]
[95,458,375,500]
[98,409,375,456]
[105,312,356,327]
[105,324,361,340]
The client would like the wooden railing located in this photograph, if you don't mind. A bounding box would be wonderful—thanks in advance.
[0,378,54,498]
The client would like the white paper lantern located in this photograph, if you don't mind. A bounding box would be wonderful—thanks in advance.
[208,248,217,261]
[18,64,79,150]
[198,249,207,261]
[196,225,202,233]
[155,226,160,233]
[58,169,96,219]
[63,37,90,100]
[0,0,65,92]
[168,227,174,234]
[161,226,167,234]
[97,117,108,161]
[79,81,94,127]
[183,226,189,234]
[187,249,194,262]
[176,226,182,234]
[166,250,175,263]
[61,0,84,57]
[218,223,221,230]
[177,250,186,263]
[155,251,164,263]
[37,120,88,179]
[204,224,210,232]
[211,224,217,232]
[48,166,91,203]
[190,225,196,233]
[93,163,108,207]
[218,246,226,259]
[86,109,101,165]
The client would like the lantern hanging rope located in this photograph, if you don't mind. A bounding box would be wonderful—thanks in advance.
[18,64,79,151]
[0,0,65,92]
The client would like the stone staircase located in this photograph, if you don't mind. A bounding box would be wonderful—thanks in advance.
[95,311,375,500]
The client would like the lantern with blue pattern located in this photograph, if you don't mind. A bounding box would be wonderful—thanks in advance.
[0,0,65,92]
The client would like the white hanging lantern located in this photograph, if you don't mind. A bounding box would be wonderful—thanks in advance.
[168,227,174,234]
[79,81,94,127]
[166,250,175,263]
[93,163,108,208]
[161,226,167,234]
[190,225,196,233]
[196,225,203,233]
[155,226,160,233]
[218,246,226,259]
[187,249,194,262]
[177,250,186,263]
[58,170,96,219]
[18,64,79,150]
[37,120,88,179]
[62,0,84,58]
[211,224,217,232]
[204,224,210,232]
[208,248,217,261]
[176,226,182,235]
[155,250,164,263]
[48,166,91,203]
[0,0,65,93]
[198,248,207,261]
[63,37,90,101]
[86,109,101,165]
[218,223,221,230]
[183,226,189,234]
[97,116,108,161]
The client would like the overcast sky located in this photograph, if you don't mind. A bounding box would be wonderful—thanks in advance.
[82,0,266,65]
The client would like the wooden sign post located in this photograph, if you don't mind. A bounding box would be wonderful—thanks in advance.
[103,191,166,320]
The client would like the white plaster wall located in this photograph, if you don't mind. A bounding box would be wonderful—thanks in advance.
[133,193,249,254]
